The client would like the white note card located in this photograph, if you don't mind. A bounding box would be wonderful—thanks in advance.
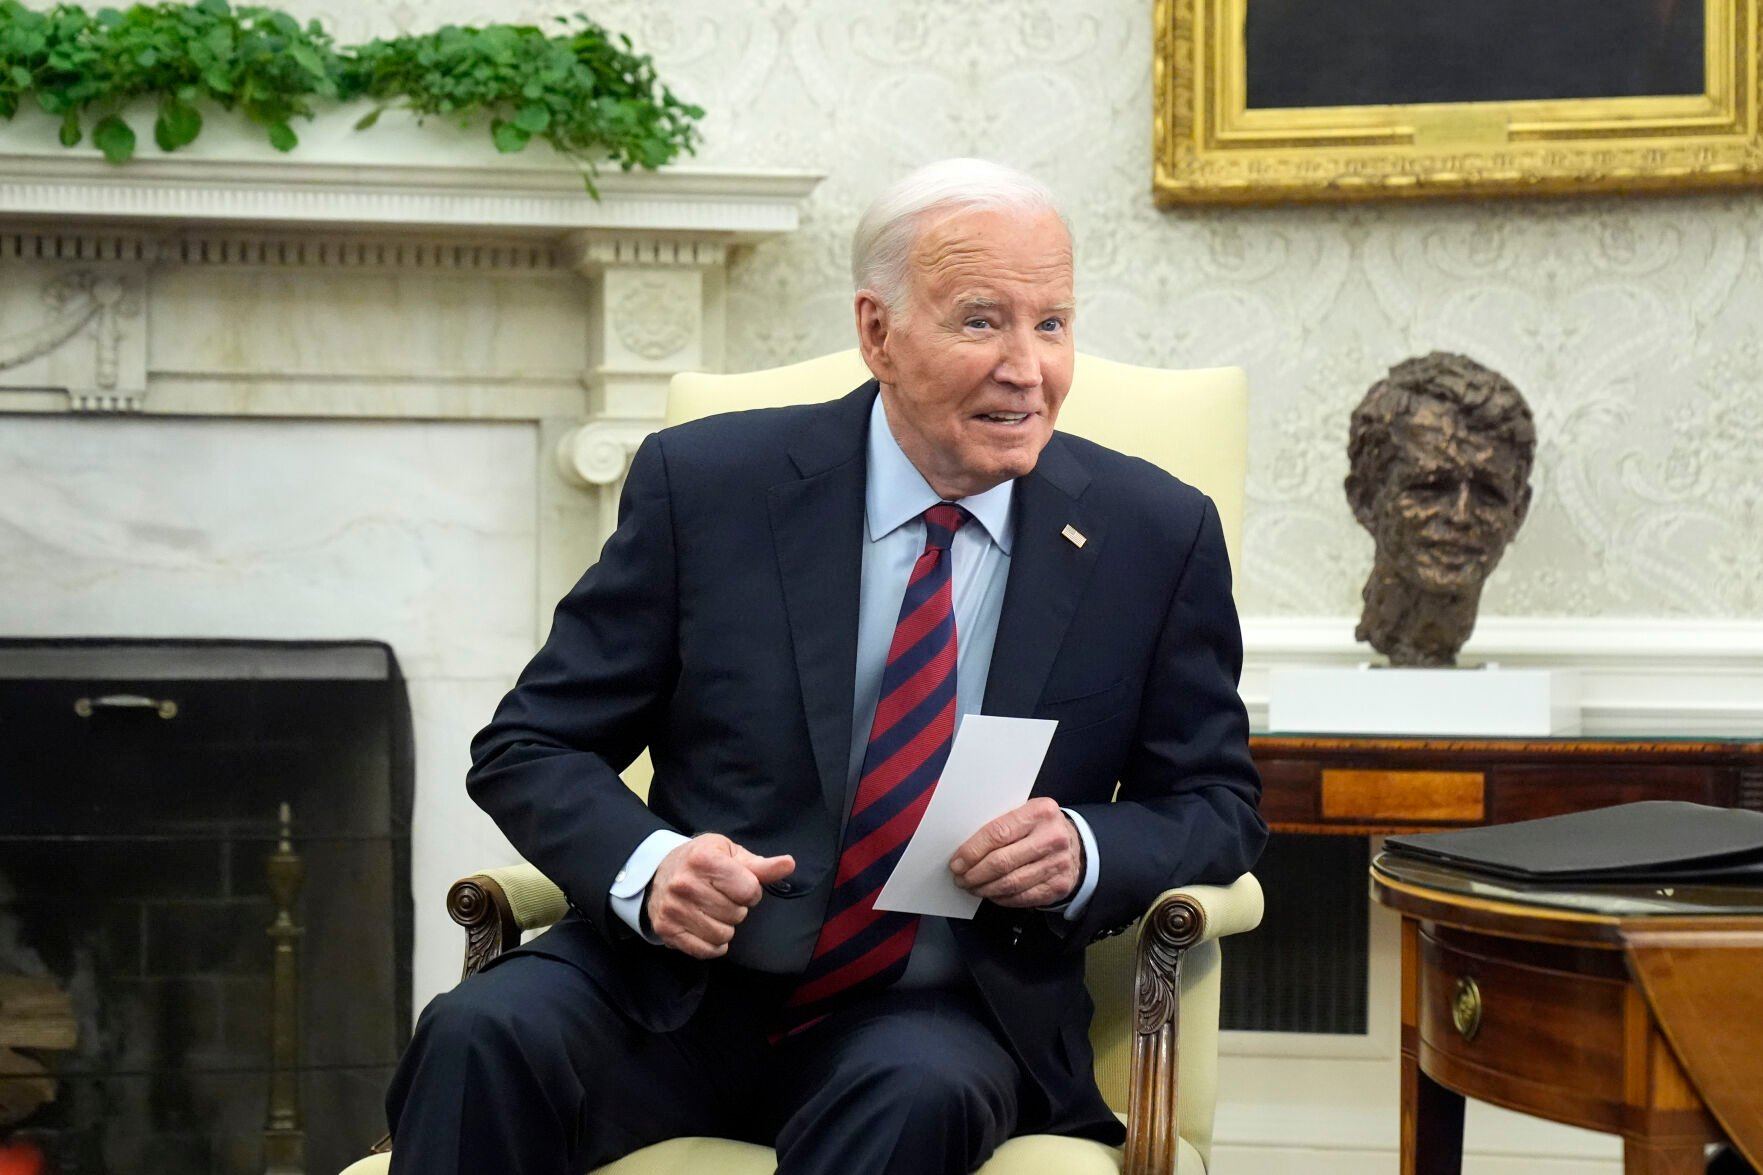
[873,714,1059,920]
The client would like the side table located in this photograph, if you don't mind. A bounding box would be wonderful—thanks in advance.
[1370,852,1763,1174]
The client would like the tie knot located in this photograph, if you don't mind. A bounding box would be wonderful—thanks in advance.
[921,503,969,551]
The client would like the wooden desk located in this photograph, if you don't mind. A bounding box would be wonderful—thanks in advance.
[1371,853,1763,1174]
[1254,735,1763,836]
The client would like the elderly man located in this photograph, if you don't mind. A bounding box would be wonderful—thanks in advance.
[383,159,1265,1175]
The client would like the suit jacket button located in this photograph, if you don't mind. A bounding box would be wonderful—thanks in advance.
[770,880,797,895]
[1009,925,1024,947]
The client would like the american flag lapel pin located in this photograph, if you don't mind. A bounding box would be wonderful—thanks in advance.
[1061,523,1087,549]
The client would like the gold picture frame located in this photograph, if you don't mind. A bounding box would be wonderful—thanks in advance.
[1153,0,1762,204]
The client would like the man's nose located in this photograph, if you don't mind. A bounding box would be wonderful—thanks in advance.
[1449,482,1474,523]
[993,324,1042,389]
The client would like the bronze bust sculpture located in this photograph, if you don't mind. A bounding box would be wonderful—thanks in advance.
[1345,353,1536,668]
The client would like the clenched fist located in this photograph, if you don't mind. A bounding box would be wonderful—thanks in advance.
[948,796,1083,909]
[645,834,795,960]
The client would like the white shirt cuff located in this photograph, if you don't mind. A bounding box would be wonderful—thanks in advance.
[1044,808,1100,922]
[609,829,690,943]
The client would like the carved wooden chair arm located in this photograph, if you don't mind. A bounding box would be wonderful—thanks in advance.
[1123,872,1264,1175]
[447,863,568,981]
[365,867,570,1155]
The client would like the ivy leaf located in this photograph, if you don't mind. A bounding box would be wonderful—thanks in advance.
[490,117,529,152]
[154,94,202,151]
[58,107,81,147]
[352,105,382,131]
[92,114,136,163]
[9,66,32,88]
[513,102,548,134]
[266,119,297,151]
[287,43,324,79]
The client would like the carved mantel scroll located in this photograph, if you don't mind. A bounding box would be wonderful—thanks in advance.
[556,419,654,488]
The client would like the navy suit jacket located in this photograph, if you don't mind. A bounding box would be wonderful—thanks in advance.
[467,381,1266,1139]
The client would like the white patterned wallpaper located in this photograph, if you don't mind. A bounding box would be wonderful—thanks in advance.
[293,1,1763,617]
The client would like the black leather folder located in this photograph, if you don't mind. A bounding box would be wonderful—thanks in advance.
[1384,801,1763,883]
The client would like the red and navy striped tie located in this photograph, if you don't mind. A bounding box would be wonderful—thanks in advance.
[777,502,969,1036]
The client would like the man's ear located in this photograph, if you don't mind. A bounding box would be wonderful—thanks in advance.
[854,290,897,384]
[1513,482,1534,528]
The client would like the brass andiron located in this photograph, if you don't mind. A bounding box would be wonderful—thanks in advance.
[264,802,306,1174]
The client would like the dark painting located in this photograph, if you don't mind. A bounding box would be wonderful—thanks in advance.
[1245,0,1706,109]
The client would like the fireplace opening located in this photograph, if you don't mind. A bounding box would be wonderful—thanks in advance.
[0,639,412,1174]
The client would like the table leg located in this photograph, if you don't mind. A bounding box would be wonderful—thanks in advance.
[1400,917,1465,1175]
[1403,1057,1465,1175]
[1623,1139,1708,1174]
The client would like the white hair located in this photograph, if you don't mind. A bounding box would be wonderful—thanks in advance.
[851,158,1068,312]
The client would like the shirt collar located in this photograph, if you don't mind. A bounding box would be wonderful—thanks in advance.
[865,393,1014,553]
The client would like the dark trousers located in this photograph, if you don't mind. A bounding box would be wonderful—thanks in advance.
[384,953,1025,1175]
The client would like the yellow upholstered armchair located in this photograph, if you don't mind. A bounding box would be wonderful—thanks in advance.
[345,351,1264,1175]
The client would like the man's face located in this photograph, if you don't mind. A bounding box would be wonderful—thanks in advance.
[856,206,1075,501]
[1370,403,1532,594]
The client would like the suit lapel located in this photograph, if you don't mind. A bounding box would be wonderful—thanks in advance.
[768,384,874,821]
[983,435,1105,719]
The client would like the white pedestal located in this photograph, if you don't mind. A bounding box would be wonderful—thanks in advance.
[1268,666,1582,736]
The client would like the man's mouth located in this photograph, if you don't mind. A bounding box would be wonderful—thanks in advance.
[974,411,1032,425]
[1418,539,1483,560]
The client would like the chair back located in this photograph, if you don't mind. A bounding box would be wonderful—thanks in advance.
[666,349,1248,570]
[644,350,1251,1167]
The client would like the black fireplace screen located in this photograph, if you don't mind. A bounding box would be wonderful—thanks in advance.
[0,639,413,1175]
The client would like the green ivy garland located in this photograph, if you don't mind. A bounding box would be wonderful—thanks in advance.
[0,0,703,191]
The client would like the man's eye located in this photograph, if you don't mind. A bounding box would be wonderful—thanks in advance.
[1473,483,1508,506]
[1038,318,1065,332]
[965,318,993,330]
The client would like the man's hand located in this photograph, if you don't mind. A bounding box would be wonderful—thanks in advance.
[645,834,795,960]
[948,797,1083,909]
